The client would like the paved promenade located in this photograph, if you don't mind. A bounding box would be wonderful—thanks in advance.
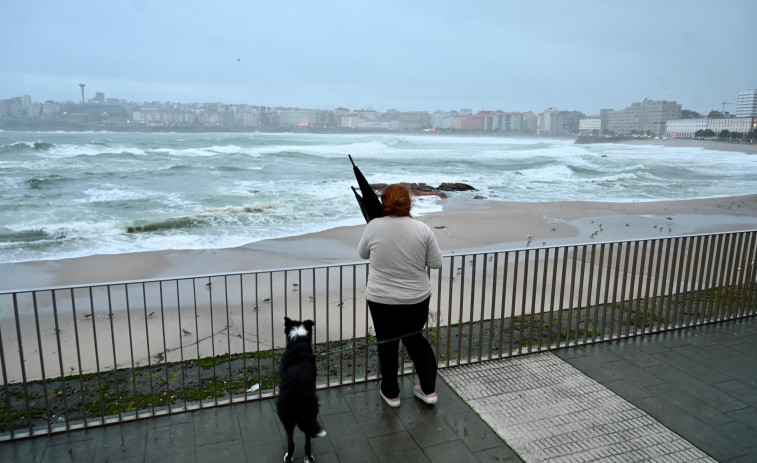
[1,316,754,462]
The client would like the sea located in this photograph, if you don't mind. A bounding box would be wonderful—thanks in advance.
[1,131,756,264]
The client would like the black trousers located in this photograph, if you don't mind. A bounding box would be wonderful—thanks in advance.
[368,296,437,398]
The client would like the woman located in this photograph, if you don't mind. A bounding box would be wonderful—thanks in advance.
[358,184,443,407]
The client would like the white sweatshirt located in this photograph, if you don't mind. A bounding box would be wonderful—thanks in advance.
[358,216,443,305]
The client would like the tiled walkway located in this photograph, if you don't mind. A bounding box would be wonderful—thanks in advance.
[1,316,755,462]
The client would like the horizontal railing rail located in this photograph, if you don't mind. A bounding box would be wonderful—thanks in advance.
[1,230,755,440]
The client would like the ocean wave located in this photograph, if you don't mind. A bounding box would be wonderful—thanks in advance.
[126,204,277,234]
[24,174,65,189]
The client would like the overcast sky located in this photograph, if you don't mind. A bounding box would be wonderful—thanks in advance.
[2,1,755,116]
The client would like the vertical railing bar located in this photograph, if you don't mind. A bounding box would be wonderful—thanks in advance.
[456,255,466,365]
[477,253,488,361]
[444,256,454,366]
[538,248,549,351]
[325,268,330,386]
[528,248,540,352]
[509,251,519,356]
[518,250,528,355]
[339,266,344,385]
[34,291,53,433]
[364,264,371,381]
[0,297,13,438]
[574,246,587,345]
[738,232,756,317]
[719,233,736,319]
[191,279,202,406]
[725,233,743,318]
[240,274,247,400]
[123,285,138,419]
[297,270,303,323]
[467,254,477,363]
[602,243,614,340]
[565,246,578,346]
[686,236,703,327]
[498,252,510,358]
[692,235,706,325]
[104,286,121,422]
[625,241,640,337]
[651,239,666,333]
[663,238,679,329]
[592,244,604,342]
[586,244,599,343]
[609,243,623,340]
[12,293,31,434]
[51,289,72,429]
[702,234,719,323]
[546,248,558,349]
[488,253,499,359]
[640,240,655,335]
[159,282,172,410]
[746,232,757,316]
[142,282,154,414]
[269,272,277,397]
[67,288,88,427]
[256,273,263,399]
[352,265,357,383]
[695,234,710,325]
[556,246,568,347]
[224,276,233,402]
[713,234,729,321]
[676,236,693,327]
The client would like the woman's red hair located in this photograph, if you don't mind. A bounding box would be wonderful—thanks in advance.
[381,184,412,217]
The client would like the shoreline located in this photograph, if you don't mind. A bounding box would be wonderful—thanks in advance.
[606,137,757,155]
[2,194,756,292]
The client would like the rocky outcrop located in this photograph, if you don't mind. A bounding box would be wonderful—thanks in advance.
[369,182,477,198]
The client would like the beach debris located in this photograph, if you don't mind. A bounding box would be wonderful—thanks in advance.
[264,297,270,303]
[182,328,192,336]
[154,352,164,363]
[247,383,260,393]
[148,311,155,318]
[251,305,259,310]
[434,225,445,229]
[666,216,673,220]
[83,313,92,319]
[205,282,212,287]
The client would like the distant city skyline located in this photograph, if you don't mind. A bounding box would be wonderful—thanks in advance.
[2,1,756,116]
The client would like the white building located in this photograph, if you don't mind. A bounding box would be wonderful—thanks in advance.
[736,89,757,117]
[707,117,756,136]
[578,118,602,135]
[665,118,708,138]
[665,117,756,138]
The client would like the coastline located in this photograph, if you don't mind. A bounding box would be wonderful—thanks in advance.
[2,194,756,292]
[596,137,757,155]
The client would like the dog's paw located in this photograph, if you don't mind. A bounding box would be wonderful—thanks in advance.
[315,428,327,438]
[283,452,293,462]
[304,456,315,463]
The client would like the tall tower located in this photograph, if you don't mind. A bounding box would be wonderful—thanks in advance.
[736,90,757,118]
[79,83,86,103]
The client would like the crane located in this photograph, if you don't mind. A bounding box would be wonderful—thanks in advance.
[721,100,732,114]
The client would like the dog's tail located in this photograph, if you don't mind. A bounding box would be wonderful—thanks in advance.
[299,419,327,438]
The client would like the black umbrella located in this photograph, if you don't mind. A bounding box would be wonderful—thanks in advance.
[349,155,383,223]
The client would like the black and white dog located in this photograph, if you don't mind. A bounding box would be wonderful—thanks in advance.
[276,317,326,463]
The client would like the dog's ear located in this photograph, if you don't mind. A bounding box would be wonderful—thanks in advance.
[285,316,292,325]
[304,320,315,330]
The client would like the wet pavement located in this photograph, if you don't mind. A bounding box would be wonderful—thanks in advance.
[1,316,755,462]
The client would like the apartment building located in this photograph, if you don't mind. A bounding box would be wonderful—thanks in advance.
[606,99,681,135]
[736,89,757,118]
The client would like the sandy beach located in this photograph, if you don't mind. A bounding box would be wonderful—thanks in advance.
[618,137,757,155]
[2,194,756,292]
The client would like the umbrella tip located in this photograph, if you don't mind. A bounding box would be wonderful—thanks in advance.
[348,154,355,166]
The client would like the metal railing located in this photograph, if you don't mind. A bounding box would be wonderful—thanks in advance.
[1,230,755,440]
